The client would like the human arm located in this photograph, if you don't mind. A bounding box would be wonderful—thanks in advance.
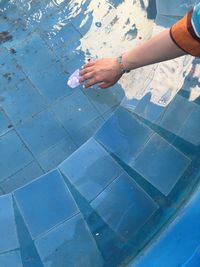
[79,4,200,89]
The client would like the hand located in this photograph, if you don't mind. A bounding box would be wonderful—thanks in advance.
[79,58,122,89]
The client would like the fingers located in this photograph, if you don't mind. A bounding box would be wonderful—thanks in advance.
[98,82,110,89]
[84,78,101,89]
[83,61,95,68]
[80,58,117,89]
[79,71,94,83]
[79,67,93,77]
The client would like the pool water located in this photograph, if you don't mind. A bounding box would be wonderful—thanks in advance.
[0,0,200,267]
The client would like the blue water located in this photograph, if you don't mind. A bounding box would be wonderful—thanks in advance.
[0,1,200,267]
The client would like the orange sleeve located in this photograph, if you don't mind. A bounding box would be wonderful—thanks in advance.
[170,9,200,57]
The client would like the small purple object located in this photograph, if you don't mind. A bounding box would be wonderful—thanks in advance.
[67,69,80,88]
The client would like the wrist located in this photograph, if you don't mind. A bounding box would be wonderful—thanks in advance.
[122,51,140,71]
[116,54,131,74]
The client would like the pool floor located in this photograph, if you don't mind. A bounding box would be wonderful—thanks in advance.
[0,0,200,266]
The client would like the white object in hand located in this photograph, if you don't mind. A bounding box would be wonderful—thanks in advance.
[67,69,80,88]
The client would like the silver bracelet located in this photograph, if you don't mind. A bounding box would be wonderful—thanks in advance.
[117,55,130,74]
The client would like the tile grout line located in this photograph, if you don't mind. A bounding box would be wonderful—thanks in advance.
[14,129,46,173]
[0,160,44,192]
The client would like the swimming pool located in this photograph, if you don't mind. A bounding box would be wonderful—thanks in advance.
[0,1,200,266]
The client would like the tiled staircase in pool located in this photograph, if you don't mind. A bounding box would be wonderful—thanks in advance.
[1,0,200,267]
[1,99,200,266]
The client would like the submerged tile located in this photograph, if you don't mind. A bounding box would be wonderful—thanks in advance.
[70,116,105,147]
[1,80,47,125]
[95,107,153,165]
[0,250,23,267]
[156,0,195,16]
[52,90,100,134]
[0,188,4,195]
[108,0,124,8]
[1,161,44,193]
[29,63,74,101]
[13,33,57,75]
[91,173,158,240]
[59,138,122,202]
[13,197,44,267]
[0,108,11,136]
[37,138,77,172]
[71,9,93,36]
[182,246,200,267]
[0,50,26,88]
[133,134,190,195]
[84,84,124,115]
[159,94,195,135]
[0,194,19,253]
[102,105,118,120]
[134,92,165,123]
[0,130,33,182]
[16,110,73,157]
[45,22,81,51]
[62,52,84,73]
[35,214,104,267]
[52,39,81,61]
[0,17,12,32]
[14,170,79,238]
[179,104,200,146]
[37,9,64,34]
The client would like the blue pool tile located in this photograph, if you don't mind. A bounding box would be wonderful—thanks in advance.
[59,138,123,202]
[45,22,81,50]
[71,0,91,12]
[0,251,23,267]
[14,170,79,239]
[131,176,200,267]
[108,0,124,8]
[16,110,73,157]
[0,195,19,253]
[0,108,12,136]
[0,130,33,182]
[133,134,190,195]
[70,116,105,147]
[51,90,100,134]
[0,50,26,89]
[84,84,124,115]
[62,53,84,73]
[91,173,158,240]
[102,105,118,120]
[156,0,192,16]
[134,93,165,122]
[34,9,62,33]
[179,104,200,146]
[29,62,74,101]
[1,80,47,125]
[35,214,104,267]
[1,33,25,51]
[1,161,44,193]
[13,33,57,76]
[95,107,153,165]
[54,39,81,60]
[71,10,93,36]
[0,2,21,22]
[0,188,4,195]
[13,195,44,267]
[0,17,12,32]
[159,95,195,134]
[3,18,30,47]
[121,96,139,112]
[37,138,77,172]
[182,246,200,267]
